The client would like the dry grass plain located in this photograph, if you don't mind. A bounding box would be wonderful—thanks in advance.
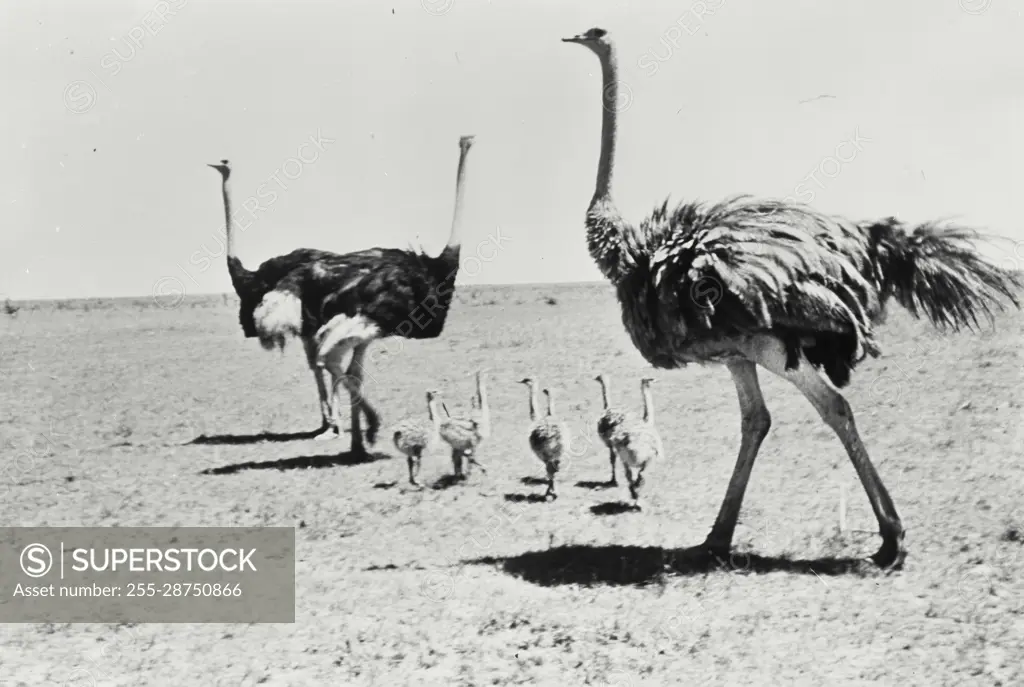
[1,282,1022,686]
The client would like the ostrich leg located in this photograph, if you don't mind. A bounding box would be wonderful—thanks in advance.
[346,343,381,446]
[754,341,905,569]
[608,448,618,486]
[302,337,338,439]
[702,360,773,558]
[408,447,422,487]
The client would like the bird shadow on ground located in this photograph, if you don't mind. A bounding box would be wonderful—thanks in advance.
[576,480,617,490]
[519,476,549,486]
[468,544,875,587]
[188,428,348,446]
[504,493,552,504]
[200,451,389,476]
[431,474,467,490]
[589,501,638,516]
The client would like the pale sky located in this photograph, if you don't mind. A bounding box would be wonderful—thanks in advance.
[3,0,1022,300]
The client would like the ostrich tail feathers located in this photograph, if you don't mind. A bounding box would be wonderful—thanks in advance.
[253,290,304,351]
[864,218,1024,331]
[226,256,256,298]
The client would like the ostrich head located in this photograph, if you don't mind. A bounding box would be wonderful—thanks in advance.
[518,377,534,385]
[562,27,612,56]
[594,373,606,383]
[459,135,475,151]
[426,389,439,402]
[640,377,656,387]
[207,159,231,179]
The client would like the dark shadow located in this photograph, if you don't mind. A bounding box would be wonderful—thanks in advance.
[589,501,638,516]
[200,451,389,476]
[504,493,552,504]
[431,474,466,490]
[373,481,398,490]
[520,476,549,486]
[189,428,348,446]
[576,480,617,491]
[468,544,875,587]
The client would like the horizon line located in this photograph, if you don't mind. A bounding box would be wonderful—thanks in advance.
[1,280,612,305]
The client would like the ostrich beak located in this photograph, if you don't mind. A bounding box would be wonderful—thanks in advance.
[206,163,218,169]
[562,34,585,43]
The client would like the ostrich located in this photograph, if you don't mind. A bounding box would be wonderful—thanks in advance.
[611,377,664,510]
[562,27,1022,568]
[250,134,476,455]
[438,370,491,480]
[392,390,443,487]
[207,159,349,439]
[519,378,568,500]
[594,373,629,486]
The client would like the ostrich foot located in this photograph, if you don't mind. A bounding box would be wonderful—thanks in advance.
[365,421,380,445]
[312,423,340,441]
[608,477,618,487]
[699,536,733,564]
[870,533,907,571]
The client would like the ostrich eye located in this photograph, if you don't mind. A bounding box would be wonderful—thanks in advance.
[587,28,607,39]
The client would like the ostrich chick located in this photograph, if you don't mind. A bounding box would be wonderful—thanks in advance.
[519,378,569,500]
[611,377,663,510]
[392,390,443,487]
[594,373,630,486]
[438,370,491,480]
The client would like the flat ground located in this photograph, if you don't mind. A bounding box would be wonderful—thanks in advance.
[1,283,1022,686]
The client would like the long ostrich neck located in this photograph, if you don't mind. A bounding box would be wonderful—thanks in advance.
[641,384,655,424]
[220,172,254,297]
[592,48,619,205]
[599,378,611,410]
[583,44,629,284]
[526,383,538,422]
[427,397,440,426]
[444,143,472,252]
[221,175,235,259]
[545,391,556,417]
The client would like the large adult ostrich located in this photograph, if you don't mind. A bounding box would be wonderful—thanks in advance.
[207,159,348,439]
[252,135,476,455]
[562,27,1022,569]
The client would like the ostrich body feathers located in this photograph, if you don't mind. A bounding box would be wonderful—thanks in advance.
[589,195,1022,387]
[597,409,628,447]
[253,246,460,350]
[439,417,484,452]
[611,418,663,473]
[529,420,568,470]
[393,418,440,456]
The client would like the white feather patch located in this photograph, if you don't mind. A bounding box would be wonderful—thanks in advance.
[253,291,304,350]
[314,314,382,357]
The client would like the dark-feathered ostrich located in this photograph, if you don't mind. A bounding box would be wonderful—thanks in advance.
[563,27,1022,569]
[207,159,349,439]
[251,135,476,455]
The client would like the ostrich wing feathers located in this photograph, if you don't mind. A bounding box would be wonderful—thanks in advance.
[231,248,343,338]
